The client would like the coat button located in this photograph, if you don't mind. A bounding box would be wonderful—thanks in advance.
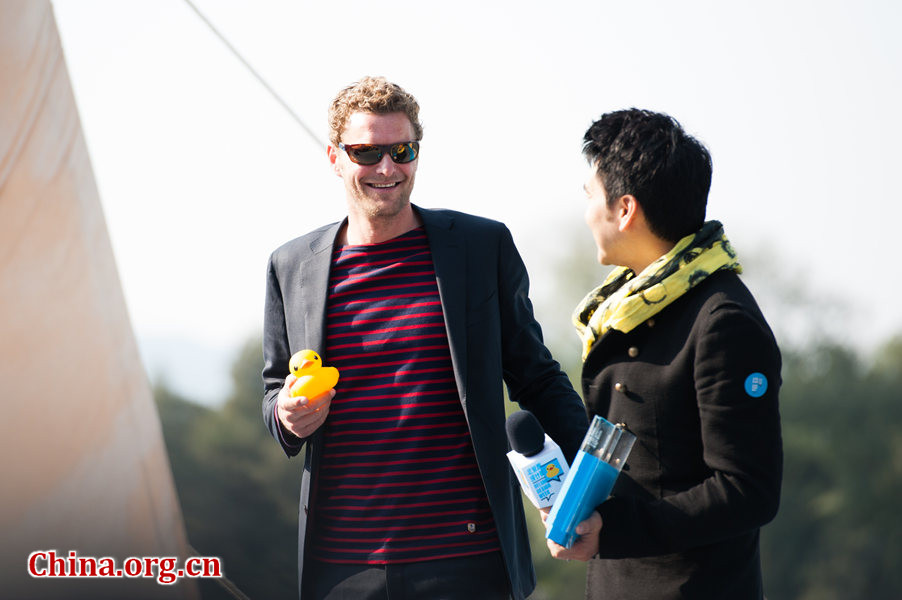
[628,346,639,358]
[614,382,627,393]
[647,318,655,328]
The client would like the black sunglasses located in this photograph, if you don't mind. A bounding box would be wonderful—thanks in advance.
[338,141,420,165]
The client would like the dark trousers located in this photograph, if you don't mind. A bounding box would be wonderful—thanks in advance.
[302,551,511,600]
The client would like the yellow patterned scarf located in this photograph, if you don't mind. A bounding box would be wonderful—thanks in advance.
[573,220,742,361]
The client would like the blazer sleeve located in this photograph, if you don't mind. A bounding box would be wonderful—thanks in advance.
[495,225,589,462]
[595,303,783,556]
[262,252,305,457]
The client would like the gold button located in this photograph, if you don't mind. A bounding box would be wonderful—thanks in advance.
[647,318,655,328]
[467,523,477,533]
[628,346,639,358]
[614,382,627,393]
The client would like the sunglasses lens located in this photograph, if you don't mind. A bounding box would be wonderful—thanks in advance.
[347,145,383,165]
[342,142,419,165]
[390,142,419,164]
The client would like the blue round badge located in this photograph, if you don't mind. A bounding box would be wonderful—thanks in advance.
[744,372,768,398]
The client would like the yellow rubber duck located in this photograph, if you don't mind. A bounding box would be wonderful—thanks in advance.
[288,349,339,400]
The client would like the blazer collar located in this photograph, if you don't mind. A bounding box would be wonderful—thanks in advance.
[415,206,469,407]
[299,219,344,353]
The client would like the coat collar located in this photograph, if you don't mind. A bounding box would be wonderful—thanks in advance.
[415,206,469,406]
[298,220,342,353]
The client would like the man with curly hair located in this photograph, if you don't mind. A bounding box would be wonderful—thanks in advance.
[262,76,587,599]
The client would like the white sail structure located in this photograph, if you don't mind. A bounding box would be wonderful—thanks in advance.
[0,2,198,597]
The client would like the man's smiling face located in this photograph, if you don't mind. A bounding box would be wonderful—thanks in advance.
[330,111,418,221]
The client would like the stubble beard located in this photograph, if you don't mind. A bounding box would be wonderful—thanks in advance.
[352,178,415,222]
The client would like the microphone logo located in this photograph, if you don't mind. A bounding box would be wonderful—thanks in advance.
[521,457,567,502]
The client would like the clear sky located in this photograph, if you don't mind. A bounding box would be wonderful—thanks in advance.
[51,0,902,403]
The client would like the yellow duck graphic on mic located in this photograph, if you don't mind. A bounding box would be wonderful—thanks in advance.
[288,349,339,401]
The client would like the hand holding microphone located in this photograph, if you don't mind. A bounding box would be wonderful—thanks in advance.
[505,411,570,509]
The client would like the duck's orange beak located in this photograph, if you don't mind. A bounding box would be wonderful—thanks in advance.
[297,359,315,370]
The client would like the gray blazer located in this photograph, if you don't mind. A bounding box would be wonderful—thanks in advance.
[262,205,588,599]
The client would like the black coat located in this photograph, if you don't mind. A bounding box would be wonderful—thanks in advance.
[582,270,782,600]
[262,206,588,599]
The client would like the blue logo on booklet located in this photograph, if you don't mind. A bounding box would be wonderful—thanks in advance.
[744,373,768,398]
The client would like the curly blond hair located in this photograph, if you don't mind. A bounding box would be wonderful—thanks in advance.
[328,76,424,146]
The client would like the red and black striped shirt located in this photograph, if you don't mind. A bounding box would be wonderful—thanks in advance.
[307,227,500,564]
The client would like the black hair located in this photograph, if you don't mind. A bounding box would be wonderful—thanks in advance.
[583,109,712,243]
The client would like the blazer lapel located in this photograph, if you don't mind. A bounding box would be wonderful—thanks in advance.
[417,206,469,409]
[300,220,344,355]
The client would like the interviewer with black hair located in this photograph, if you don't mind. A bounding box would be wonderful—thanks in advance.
[547,109,783,600]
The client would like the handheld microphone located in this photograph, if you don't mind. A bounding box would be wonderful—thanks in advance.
[545,415,636,548]
[505,411,570,509]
